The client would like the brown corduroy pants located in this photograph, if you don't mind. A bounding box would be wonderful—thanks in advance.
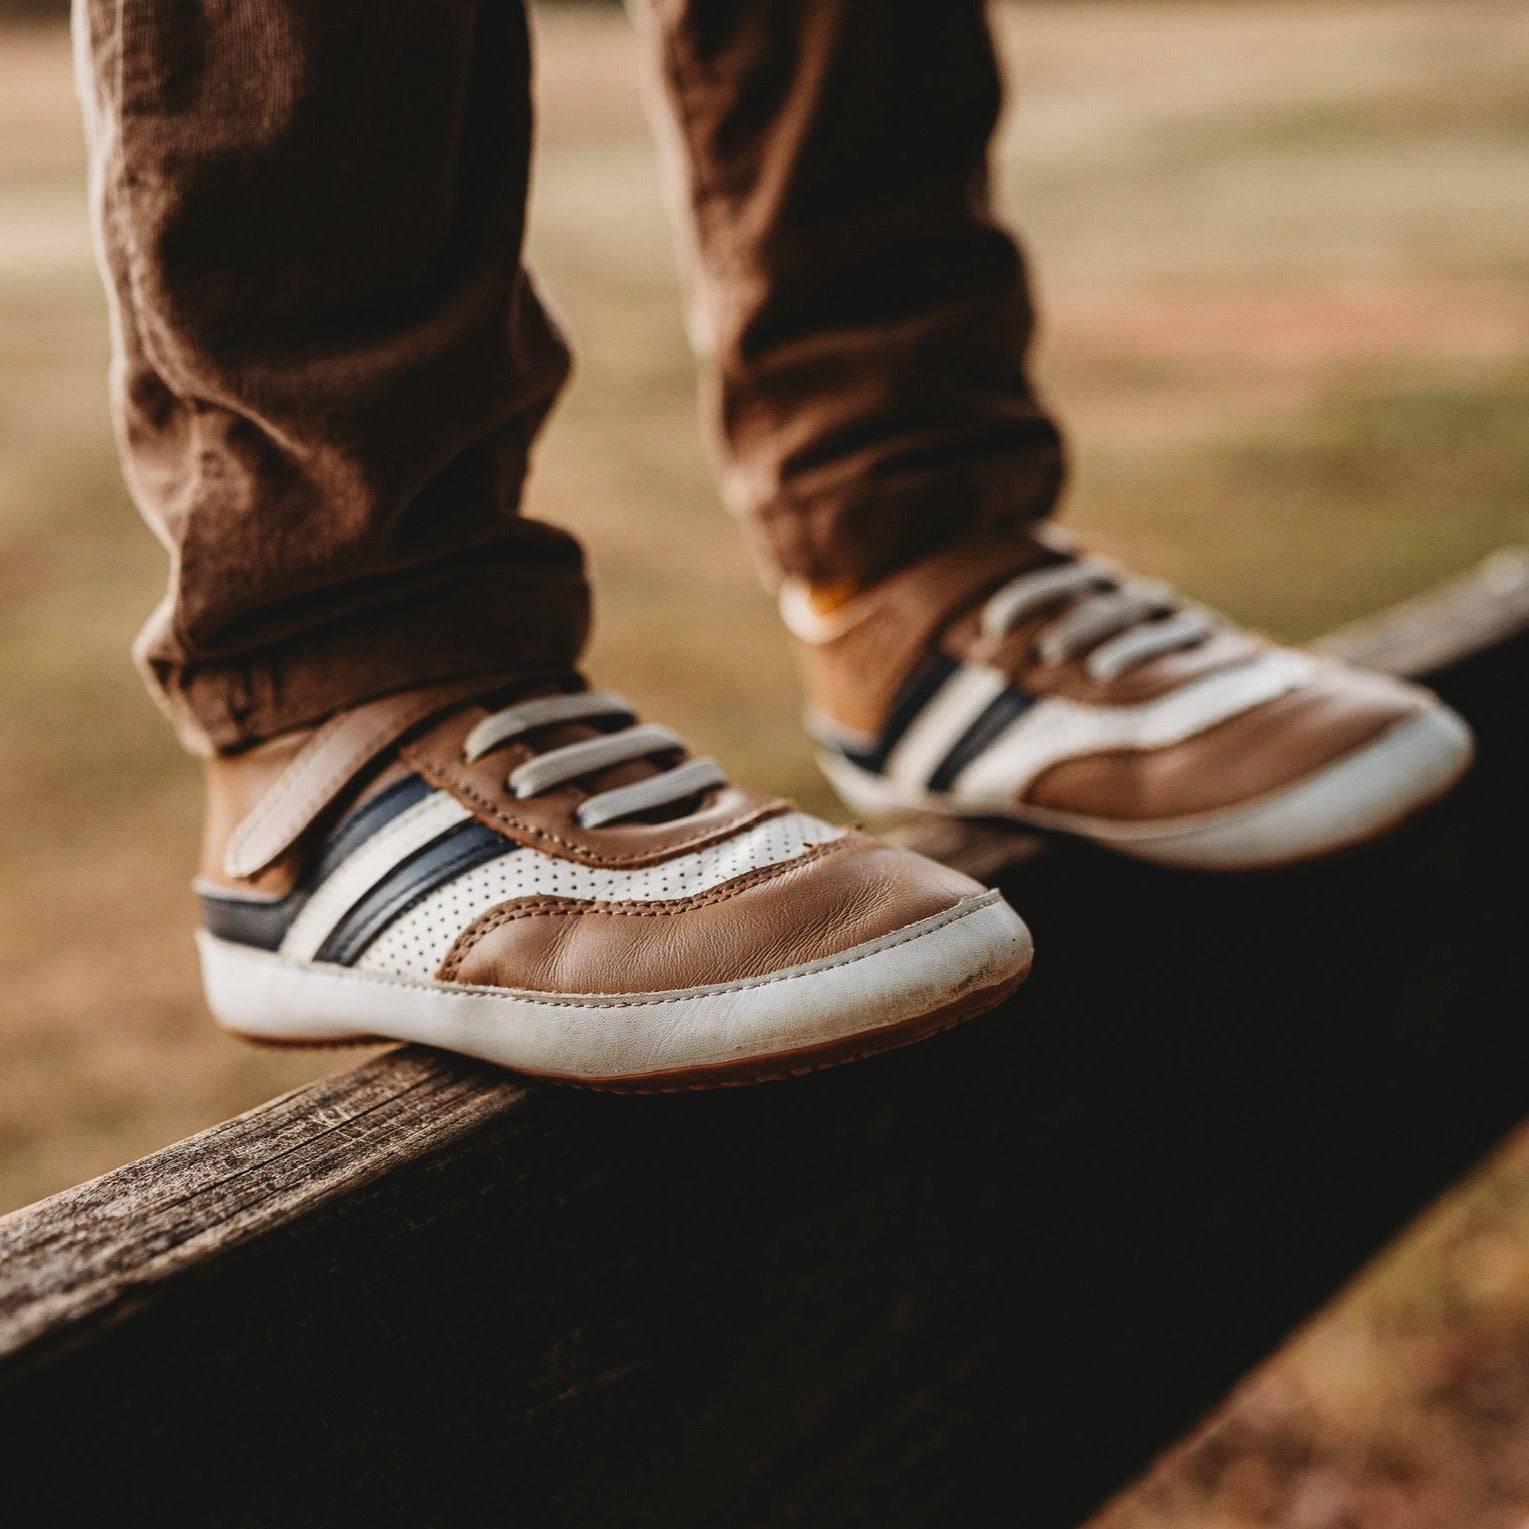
[73,0,1064,753]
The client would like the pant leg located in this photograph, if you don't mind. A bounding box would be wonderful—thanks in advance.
[73,0,588,753]
[633,0,1065,589]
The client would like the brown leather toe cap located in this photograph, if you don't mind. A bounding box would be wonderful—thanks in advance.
[1024,664,1433,822]
[437,832,988,994]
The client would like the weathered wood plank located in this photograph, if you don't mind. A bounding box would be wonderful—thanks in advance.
[0,1050,521,1365]
[1319,546,1529,674]
[1,553,1525,1528]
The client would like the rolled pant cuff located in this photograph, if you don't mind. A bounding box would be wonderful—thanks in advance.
[746,442,1067,590]
[146,564,592,755]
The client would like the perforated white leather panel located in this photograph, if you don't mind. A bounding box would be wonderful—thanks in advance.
[355,811,843,980]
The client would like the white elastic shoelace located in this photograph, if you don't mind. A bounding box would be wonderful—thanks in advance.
[460,692,727,829]
[979,558,1217,682]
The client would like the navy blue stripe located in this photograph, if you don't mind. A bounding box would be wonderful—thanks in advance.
[838,652,960,773]
[200,772,433,951]
[313,820,509,967]
[925,687,1037,793]
[199,887,304,951]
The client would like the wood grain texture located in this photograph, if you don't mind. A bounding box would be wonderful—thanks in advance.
[1318,546,1529,675]
[0,1050,522,1365]
[0,553,1525,1528]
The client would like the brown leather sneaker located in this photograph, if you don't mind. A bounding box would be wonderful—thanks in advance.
[194,679,1032,1089]
[783,530,1473,870]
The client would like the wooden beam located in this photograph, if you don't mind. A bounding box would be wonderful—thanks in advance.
[2,554,1526,1528]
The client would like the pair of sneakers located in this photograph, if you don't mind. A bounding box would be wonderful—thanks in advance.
[196,533,1472,1090]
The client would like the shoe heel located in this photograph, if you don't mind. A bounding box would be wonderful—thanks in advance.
[197,932,381,1046]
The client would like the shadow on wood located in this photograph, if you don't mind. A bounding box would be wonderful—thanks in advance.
[1,555,1526,1528]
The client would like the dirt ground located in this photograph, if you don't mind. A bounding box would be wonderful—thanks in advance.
[2,4,1527,1524]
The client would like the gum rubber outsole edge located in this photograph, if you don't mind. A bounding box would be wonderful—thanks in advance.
[200,892,1033,1089]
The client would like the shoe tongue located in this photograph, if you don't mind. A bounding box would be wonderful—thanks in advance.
[931,536,1104,680]
[476,675,694,821]
[928,532,1070,644]
[907,527,1060,626]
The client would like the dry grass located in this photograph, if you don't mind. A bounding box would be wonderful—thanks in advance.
[1,3,1528,1523]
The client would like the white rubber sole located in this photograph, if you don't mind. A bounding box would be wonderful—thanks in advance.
[199,890,1032,1089]
[822,703,1474,872]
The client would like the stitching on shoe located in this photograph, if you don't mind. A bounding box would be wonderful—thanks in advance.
[226,709,360,872]
[216,892,1000,1009]
[402,741,790,867]
[434,838,849,981]
[228,682,485,875]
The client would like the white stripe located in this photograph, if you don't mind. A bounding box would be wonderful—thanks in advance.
[279,791,473,962]
[950,650,1317,805]
[884,663,1009,790]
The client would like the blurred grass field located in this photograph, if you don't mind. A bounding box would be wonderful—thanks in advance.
[2,3,1528,1523]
